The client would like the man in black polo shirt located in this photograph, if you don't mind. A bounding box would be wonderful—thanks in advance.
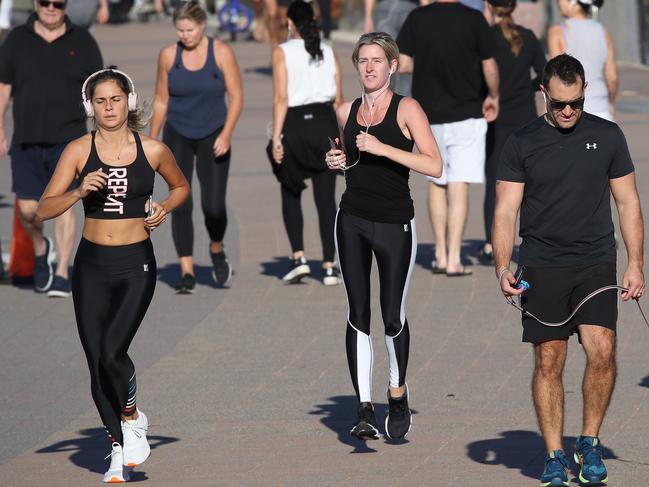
[397,0,499,277]
[493,54,644,487]
[0,0,102,296]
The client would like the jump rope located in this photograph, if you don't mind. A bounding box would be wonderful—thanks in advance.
[504,267,649,328]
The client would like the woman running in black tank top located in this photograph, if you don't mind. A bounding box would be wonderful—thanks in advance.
[37,69,189,483]
[325,33,442,440]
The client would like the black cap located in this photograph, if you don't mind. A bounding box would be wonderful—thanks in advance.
[487,0,516,7]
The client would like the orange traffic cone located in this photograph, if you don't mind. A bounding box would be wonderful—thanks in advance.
[9,197,34,280]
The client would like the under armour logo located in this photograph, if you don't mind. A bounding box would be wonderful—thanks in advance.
[586,143,598,150]
[404,224,409,232]
[143,264,149,272]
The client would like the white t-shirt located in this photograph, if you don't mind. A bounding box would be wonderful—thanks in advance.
[280,39,337,107]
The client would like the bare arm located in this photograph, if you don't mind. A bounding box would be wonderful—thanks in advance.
[492,180,525,296]
[611,172,644,300]
[149,46,173,140]
[0,82,11,158]
[547,24,566,58]
[398,53,414,74]
[481,57,499,122]
[37,138,104,221]
[364,0,375,33]
[214,40,243,156]
[96,0,109,24]
[271,46,288,163]
[604,29,618,107]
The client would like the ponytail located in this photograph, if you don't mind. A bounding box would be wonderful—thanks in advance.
[494,6,523,56]
[297,18,323,62]
[287,0,323,63]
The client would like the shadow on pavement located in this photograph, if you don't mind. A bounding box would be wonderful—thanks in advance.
[157,263,224,289]
[415,240,520,271]
[310,395,417,453]
[639,374,649,387]
[36,427,179,477]
[465,430,617,481]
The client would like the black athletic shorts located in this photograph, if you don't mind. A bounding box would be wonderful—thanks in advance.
[519,263,618,343]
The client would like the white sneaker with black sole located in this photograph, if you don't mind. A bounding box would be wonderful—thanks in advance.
[121,409,150,467]
[103,442,130,483]
[33,236,55,293]
[282,256,310,283]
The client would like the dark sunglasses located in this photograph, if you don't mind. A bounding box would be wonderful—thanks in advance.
[38,0,67,9]
[547,96,585,111]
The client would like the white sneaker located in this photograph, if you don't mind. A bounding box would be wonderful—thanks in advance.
[282,256,310,283]
[121,409,150,467]
[102,442,130,483]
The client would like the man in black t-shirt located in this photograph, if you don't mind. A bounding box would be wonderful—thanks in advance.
[397,0,499,277]
[493,54,644,487]
[0,0,103,296]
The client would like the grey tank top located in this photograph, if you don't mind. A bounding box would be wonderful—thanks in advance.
[562,19,609,115]
[167,38,227,139]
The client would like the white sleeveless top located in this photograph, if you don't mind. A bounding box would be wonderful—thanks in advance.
[562,18,609,115]
[280,39,337,107]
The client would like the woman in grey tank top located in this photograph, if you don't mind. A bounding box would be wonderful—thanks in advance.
[547,0,617,120]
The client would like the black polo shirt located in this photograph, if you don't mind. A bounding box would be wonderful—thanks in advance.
[0,14,103,145]
[497,113,635,266]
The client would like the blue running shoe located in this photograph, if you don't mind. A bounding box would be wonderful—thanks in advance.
[574,436,608,486]
[540,450,570,487]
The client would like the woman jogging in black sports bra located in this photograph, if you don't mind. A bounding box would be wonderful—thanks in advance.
[37,68,189,483]
[325,32,442,440]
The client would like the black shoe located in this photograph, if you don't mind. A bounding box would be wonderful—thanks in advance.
[322,266,341,286]
[350,402,380,440]
[281,256,310,284]
[175,274,196,294]
[34,236,55,293]
[47,275,71,298]
[478,244,494,265]
[385,386,412,439]
[210,250,232,286]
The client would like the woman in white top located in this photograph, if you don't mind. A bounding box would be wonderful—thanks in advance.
[547,0,617,120]
[270,0,343,285]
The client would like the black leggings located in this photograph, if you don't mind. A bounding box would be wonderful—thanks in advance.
[163,123,230,257]
[335,210,416,403]
[281,170,337,262]
[72,238,156,444]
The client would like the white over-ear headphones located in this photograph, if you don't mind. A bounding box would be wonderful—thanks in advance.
[81,68,138,118]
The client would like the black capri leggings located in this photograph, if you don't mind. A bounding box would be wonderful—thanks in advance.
[335,210,416,403]
[163,123,230,257]
[72,238,156,444]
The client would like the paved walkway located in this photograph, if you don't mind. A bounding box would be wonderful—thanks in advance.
[1,21,649,487]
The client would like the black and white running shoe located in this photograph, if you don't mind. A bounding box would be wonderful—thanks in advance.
[175,274,196,294]
[210,250,232,286]
[34,236,55,293]
[323,266,341,286]
[385,385,412,439]
[350,402,380,440]
[282,256,310,284]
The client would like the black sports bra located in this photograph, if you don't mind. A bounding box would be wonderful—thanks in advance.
[80,131,154,219]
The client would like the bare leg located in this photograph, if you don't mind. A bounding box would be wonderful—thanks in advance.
[17,199,45,255]
[179,256,194,276]
[264,0,278,51]
[54,208,75,279]
[210,241,223,254]
[446,181,469,273]
[428,182,447,268]
[533,340,568,453]
[579,325,616,437]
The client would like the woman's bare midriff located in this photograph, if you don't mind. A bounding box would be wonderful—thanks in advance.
[83,218,150,246]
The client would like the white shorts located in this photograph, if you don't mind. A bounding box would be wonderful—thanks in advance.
[427,117,487,185]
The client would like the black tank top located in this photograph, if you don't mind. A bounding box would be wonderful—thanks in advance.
[341,94,415,223]
[80,131,155,219]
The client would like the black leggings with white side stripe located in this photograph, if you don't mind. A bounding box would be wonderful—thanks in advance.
[334,210,416,403]
[72,238,156,444]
